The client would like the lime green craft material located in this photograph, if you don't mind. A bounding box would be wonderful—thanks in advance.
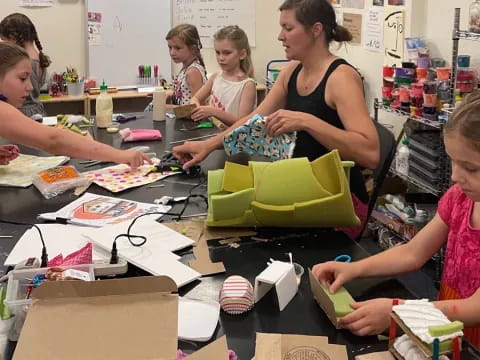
[320,285,355,317]
[428,321,464,337]
[207,150,360,227]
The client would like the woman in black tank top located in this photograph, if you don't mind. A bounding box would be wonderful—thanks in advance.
[172,0,380,238]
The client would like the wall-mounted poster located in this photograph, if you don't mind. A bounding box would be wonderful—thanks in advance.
[343,13,362,44]
[342,0,365,9]
[388,0,404,5]
[373,0,384,6]
[384,7,404,66]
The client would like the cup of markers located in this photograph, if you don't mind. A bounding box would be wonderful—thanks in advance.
[137,64,159,85]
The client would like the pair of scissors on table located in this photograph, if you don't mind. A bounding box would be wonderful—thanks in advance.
[115,114,144,123]
[79,146,154,168]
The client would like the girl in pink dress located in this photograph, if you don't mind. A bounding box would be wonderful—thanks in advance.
[313,91,480,347]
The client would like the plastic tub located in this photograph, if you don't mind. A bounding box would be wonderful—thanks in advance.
[5,264,95,315]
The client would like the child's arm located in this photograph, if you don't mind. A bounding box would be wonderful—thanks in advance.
[186,66,205,99]
[0,102,151,168]
[313,213,449,293]
[190,75,216,107]
[435,288,480,327]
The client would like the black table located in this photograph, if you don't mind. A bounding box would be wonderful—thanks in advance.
[1,113,478,359]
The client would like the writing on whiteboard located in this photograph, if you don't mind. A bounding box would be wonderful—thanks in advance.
[174,0,256,48]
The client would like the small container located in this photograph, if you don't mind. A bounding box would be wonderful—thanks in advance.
[458,81,475,93]
[399,87,410,102]
[470,0,480,33]
[436,79,450,91]
[395,67,415,78]
[436,67,451,80]
[382,86,393,99]
[66,82,84,97]
[416,68,428,79]
[382,98,392,106]
[457,55,471,68]
[430,58,446,68]
[423,93,437,106]
[423,105,437,115]
[414,107,423,117]
[400,101,411,113]
[416,55,430,69]
[423,81,437,94]
[402,61,416,69]
[383,66,395,77]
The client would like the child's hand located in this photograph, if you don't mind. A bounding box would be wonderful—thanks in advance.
[312,261,360,293]
[0,144,20,165]
[338,298,393,336]
[120,149,152,169]
[191,106,215,122]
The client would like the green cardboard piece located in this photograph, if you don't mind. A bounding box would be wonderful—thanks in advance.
[0,287,12,320]
[206,150,360,227]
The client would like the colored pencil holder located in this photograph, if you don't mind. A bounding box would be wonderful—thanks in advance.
[457,55,471,68]
[416,68,428,79]
[66,82,84,97]
[417,55,430,69]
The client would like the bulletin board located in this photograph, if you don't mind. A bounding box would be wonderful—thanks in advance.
[86,0,172,87]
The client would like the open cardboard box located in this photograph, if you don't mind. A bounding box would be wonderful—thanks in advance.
[13,276,228,360]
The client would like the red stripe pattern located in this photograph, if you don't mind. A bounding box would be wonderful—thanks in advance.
[219,275,254,315]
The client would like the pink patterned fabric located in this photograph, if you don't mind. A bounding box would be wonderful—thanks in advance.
[438,184,480,298]
[48,242,93,267]
[335,194,368,240]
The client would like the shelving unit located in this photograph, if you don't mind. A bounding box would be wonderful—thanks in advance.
[451,7,480,99]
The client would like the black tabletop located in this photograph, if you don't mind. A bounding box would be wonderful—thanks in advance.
[1,113,478,360]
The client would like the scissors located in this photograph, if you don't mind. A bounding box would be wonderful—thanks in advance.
[333,254,352,263]
[115,114,144,123]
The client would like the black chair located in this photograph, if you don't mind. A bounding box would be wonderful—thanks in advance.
[367,121,397,220]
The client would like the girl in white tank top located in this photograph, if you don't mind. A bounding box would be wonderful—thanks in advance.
[190,26,256,126]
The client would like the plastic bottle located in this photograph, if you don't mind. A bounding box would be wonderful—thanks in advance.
[152,87,166,121]
[396,138,410,177]
[95,81,113,128]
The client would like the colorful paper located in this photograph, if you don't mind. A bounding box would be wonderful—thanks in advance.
[83,163,180,193]
[0,154,69,188]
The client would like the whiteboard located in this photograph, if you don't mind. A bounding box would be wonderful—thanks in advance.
[87,0,172,87]
[173,0,256,48]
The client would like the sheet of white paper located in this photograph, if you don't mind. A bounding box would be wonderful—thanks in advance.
[5,224,108,266]
[41,116,58,126]
[82,217,200,287]
[364,7,384,52]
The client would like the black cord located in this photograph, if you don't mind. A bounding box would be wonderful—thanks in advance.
[0,219,48,267]
[110,176,208,263]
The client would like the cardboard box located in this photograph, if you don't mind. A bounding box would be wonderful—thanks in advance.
[14,276,179,360]
[253,333,347,360]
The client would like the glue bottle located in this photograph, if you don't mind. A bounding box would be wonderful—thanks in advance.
[396,138,410,177]
[96,81,113,128]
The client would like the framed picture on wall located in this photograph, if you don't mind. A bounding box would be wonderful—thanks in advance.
[373,0,384,6]
[388,0,404,5]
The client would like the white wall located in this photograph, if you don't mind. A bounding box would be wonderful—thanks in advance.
[1,0,474,121]
[1,0,86,76]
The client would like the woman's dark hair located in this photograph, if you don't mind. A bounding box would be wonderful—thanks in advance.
[166,24,206,69]
[444,91,480,152]
[0,42,30,78]
[279,0,352,44]
[0,13,51,69]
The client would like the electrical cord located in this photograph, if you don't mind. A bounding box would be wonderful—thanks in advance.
[110,175,208,264]
[0,219,48,267]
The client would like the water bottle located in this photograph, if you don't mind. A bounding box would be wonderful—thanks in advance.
[95,81,113,128]
[396,138,410,177]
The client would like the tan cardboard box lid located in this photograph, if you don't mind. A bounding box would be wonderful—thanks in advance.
[254,333,347,360]
[14,276,178,360]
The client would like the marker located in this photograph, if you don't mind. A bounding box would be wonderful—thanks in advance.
[432,338,440,360]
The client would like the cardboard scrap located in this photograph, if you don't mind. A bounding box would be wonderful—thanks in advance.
[184,336,228,360]
[253,333,347,360]
[163,221,256,276]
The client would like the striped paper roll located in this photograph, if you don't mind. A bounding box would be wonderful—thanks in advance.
[219,275,254,315]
